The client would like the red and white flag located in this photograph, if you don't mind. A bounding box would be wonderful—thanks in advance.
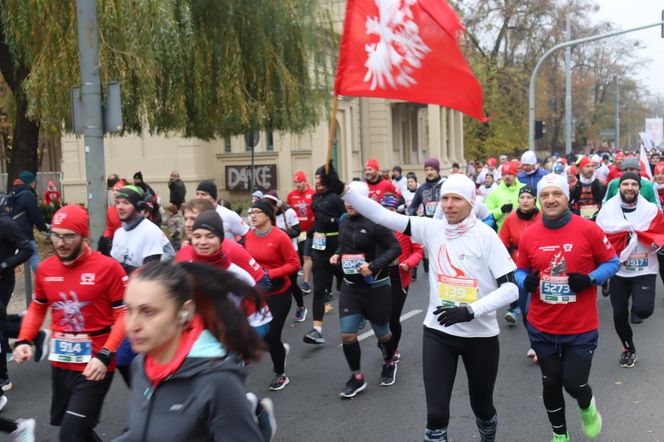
[334,0,486,121]
[640,144,653,180]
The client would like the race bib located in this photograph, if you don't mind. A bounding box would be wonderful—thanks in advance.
[312,232,326,250]
[49,332,92,364]
[425,201,438,217]
[437,274,478,307]
[341,253,366,275]
[579,204,599,219]
[539,274,575,304]
[622,253,648,272]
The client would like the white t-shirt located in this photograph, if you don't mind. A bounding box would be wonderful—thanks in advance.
[410,217,516,337]
[403,186,418,208]
[111,219,171,269]
[392,177,408,195]
[216,205,250,241]
[275,207,300,251]
[616,211,659,278]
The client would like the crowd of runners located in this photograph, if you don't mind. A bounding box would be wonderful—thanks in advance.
[0,147,663,441]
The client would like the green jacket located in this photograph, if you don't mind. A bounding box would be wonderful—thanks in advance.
[483,178,525,232]
[603,177,661,208]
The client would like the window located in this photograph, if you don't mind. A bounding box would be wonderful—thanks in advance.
[224,136,231,153]
[391,103,428,165]
[266,131,274,151]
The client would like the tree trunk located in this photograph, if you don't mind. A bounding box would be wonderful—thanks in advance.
[6,89,39,188]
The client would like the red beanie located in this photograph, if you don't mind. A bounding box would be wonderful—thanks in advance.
[51,205,89,238]
[293,170,307,183]
[501,162,517,177]
[365,159,380,171]
[655,162,664,175]
[578,157,591,169]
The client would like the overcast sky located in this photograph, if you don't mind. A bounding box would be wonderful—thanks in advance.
[594,0,664,96]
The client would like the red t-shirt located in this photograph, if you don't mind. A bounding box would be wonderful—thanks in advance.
[244,227,300,296]
[499,211,542,261]
[27,251,127,371]
[606,166,622,183]
[287,188,315,232]
[516,215,616,335]
[366,178,401,202]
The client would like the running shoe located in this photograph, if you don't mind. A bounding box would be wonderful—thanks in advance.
[380,361,397,386]
[10,418,35,442]
[630,311,643,324]
[0,395,7,412]
[269,374,290,391]
[504,310,517,324]
[393,347,401,363]
[293,307,308,323]
[33,329,51,362]
[550,432,570,442]
[424,427,448,442]
[619,349,638,368]
[339,374,367,398]
[0,378,12,391]
[527,348,537,360]
[579,396,602,439]
[300,282,312,294]
[303,329,325,344]
[259,398,277,442]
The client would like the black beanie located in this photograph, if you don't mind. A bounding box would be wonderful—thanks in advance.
[116,185,145,209]
[133,171,143,181]
[196,180,218,200]
[519,184,537,198]
[619,172,641,187]
[192,210,225,240]
[251,201,274,219]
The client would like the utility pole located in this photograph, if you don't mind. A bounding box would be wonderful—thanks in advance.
[564,14,573,155]
[75,0,106,246]
[615,77,620,150]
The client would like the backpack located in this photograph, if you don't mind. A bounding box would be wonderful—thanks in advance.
[0,190,25,219]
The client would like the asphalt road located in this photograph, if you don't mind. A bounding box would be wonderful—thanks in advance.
[3,269,664,441]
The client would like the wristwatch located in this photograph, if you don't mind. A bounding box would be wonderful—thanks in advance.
[94,348,115,366]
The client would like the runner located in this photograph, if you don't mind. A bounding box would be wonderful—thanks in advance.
[363,159,401,202]
[117,261,264,441]
[603,157,660,207]
[498,184,541,328]
[196,180,250,241]
[98,179,126,255]
[517,151,548,187]
[476,157,500,185]
[380,194,424,365]
[653,162,664,291]
[477,173,497,199]
[13,205,128,442]
[515,173,619,442]
[245,200,300,390]
[403,173,420,213]
[596,172,664,368]
[303,165,346,345]
[287,171,316,295]
[320,163,518,441]
[392,165,408,195]
[569,156,606,221]
[484,162,524,232]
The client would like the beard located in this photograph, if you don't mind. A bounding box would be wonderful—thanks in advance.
[57,240,85,263]
[620,191,638,204]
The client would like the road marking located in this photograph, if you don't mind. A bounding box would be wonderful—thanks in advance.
[338,309,424,345]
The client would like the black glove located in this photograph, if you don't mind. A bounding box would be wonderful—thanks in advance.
[567,273,593,292]
[500,203,513,213]
[524,271,540,292]
[319,160,346,195]
[433,306,474,327]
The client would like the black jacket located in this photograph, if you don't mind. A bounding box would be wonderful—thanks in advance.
[0,217,32,280]
[168,179,187,205]
[336,214,401,284]
[311,191,346,234]
[9,183,48,240]
[569,179,606,215]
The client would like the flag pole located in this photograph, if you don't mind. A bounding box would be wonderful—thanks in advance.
[325,94,340,173]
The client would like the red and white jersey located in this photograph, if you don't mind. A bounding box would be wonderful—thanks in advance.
[366,177,401,202]
[287,188,315,232]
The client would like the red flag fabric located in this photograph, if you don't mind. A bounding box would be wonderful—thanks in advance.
[334,0,486,121]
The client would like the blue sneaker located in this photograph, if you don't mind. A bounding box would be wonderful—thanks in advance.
[303,329,325,344]
[294,307,308,323]
[300,282,312,294]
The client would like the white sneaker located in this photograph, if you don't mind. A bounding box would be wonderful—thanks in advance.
[10,418,36,442]
[0,395,7,412]
[260,398,277,442]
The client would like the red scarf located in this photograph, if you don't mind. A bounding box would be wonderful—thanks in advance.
[192,248,230,270]
[144,315,205,386]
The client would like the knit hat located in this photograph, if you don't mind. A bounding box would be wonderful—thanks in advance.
[133,171,143,181]
[116,185,145,209]
[196,180,218,200]
[112,179,127,190]
[380,195,400,209]
[519,184,537,198]
[521,151,537,166]
[251,201,274,218]
[537,173,569,200]
[654,162,664,175]
[293,170,307,183]
[365,159,380,171]
[621,157,640,171]
[192,210,225,240]
[264,190,281,206]
[486,157,497,167]
[578,156,592,170]
[501,162,518,177]
[424,158,440,172]
[251,190,264,199]
[615,152,626,160]
[591,154,601,165]
[19,170,36,185]
[348,180,369,198]
[51,205,89,238]
[440,174,476,207]
[619,172,641,187]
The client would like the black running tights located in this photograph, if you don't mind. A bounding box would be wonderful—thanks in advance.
[389,266,408,348]
[423,327,499,429]
[264,289,292,375]
[609,274,656,353]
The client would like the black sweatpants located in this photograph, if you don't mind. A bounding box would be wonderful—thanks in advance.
[422,326,499,429]
[289,272,304,309]
[311,239,342,322]
[609,274,657,353]
[0,276,15,380]
[265,289,292,375]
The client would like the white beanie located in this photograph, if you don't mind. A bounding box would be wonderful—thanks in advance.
[440,174,477,207]
[591,154,601,165]
[537,173,569,200]
[349,180,369,198]
[521,150,537,166]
